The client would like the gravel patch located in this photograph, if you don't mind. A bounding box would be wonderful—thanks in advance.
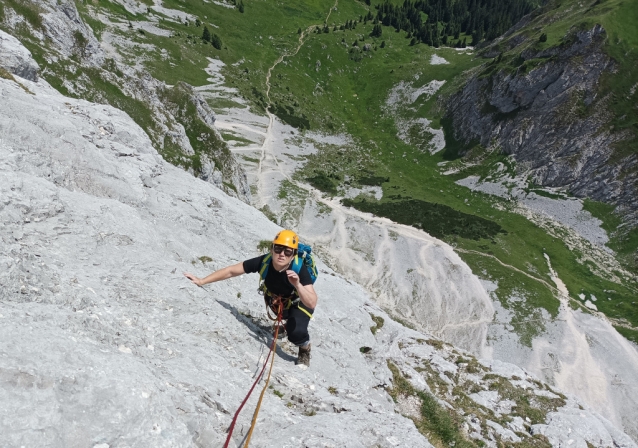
[456,176,609,247]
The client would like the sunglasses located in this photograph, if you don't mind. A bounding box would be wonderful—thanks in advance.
[273,245,295,257]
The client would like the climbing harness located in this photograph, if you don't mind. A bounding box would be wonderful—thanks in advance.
[261,287,314,321]
[223,298,284,448]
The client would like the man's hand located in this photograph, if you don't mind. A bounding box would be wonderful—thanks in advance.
[184,272,202,286]
[286,270,300,287]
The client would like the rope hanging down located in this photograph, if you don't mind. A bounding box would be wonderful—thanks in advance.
[223,298,284,448]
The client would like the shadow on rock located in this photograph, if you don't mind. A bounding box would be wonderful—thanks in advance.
[215,300,297,363]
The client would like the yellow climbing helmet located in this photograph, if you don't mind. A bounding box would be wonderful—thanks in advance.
[273,229,299,249]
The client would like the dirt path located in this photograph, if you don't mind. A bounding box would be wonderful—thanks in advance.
[256,0,339,207]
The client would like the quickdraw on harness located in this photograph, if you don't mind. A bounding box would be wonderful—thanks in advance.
[223,298,284,448]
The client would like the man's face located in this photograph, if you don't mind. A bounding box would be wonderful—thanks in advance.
[272,244,294,266]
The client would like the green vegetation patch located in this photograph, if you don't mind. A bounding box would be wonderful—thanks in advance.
[257,239,272,253]
[370,313,385,335]
[159,82,232,176]
[271,103,310,130]
[583,199,638,274]
[408,345,554,447]
[387,361,478,448]
[342,197,506,241]
[614,325,638,345]
[358,175,389,186]
[306,171,339,196]
[272,389,284,398]
[3,0,43,29]
[485,375,565,424]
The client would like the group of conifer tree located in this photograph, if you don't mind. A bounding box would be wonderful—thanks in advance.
[372,0,535,47]
[200,24,222,49]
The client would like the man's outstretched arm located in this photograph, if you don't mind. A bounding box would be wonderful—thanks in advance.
[184,262,245,287]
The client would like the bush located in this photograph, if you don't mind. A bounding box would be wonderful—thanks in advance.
[341,198,506,241]
[257,240,272,252]
[306,172,338,195]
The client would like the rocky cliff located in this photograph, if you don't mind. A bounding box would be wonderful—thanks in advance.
[0,0,250,201]
[445,22,638,226]
[1,36,637,448]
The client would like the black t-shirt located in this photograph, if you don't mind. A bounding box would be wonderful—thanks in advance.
[243,254,312,297]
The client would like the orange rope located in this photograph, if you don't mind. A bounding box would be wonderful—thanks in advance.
[244,301,283,447]
[223,298,283,448]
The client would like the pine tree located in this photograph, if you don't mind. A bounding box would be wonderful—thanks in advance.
[371,24,382,38]
[238,0,244,13]
[202,26,211,42]
[471,29,482,46]
[432,33,440,47]
[211,33,222,49]
[380,40,386,48]
[195,18,201,27]
[298,27,302,34]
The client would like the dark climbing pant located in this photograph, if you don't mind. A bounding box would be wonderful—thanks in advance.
[264,295,314,346]
[266,296,314,346]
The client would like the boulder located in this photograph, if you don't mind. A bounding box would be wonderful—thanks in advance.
[0,30,39,81]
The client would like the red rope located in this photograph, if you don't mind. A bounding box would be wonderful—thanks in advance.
[223,299,283,448]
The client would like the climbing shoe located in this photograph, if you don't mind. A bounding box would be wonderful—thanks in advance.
[296,343,311,367]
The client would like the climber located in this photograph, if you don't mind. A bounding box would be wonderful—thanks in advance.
[184,230,317,366]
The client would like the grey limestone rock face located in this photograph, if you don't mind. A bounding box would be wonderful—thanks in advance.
[446,25,638,225]
[0,30,39,81]
[40,0,104,66]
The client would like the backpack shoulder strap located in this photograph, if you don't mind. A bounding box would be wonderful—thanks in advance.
[290,254,302,274]
[259,253,272,282]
